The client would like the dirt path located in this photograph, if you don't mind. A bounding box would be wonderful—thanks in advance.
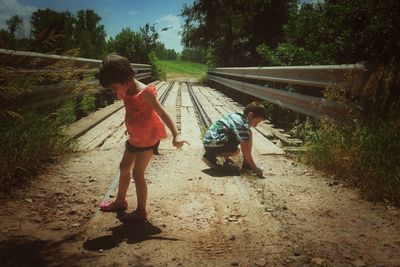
[1,81,400,267]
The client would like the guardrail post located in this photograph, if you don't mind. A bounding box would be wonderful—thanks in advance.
[75,95,85,120]
[105,89,114,105]
[95,91,103,110]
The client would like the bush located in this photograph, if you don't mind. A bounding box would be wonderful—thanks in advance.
[355,114,400,203]
[149,52,166,81]
[257,43,316,66]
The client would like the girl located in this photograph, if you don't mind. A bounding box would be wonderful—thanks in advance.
[97,54,187,221]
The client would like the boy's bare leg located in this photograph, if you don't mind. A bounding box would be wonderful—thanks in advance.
[130,149,153,218]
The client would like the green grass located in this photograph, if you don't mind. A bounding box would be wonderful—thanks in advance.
[158,60,207,81]
[0,50,109,194]
[298,115,400,206]
[0,111,76,194]
[0,93,99,194]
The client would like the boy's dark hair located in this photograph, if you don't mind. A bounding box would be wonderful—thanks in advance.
[243,101,267,119]
[97,53,135,88]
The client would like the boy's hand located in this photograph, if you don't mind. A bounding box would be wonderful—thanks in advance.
[172,134,189,148]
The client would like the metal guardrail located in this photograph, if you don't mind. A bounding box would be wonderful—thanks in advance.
[207,64,368,119]
[0,49,152,116]
[0,48,152,74]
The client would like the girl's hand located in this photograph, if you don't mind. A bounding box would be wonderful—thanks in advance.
[173,134,189,148]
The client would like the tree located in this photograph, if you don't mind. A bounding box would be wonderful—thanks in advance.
[154,42,178,60]
[0,29,14,48]
[139,23,159,60]
[282,0,400,65]
[181,47,206,63]
[30,8,75,53]
[73,10,106,58]
[180,0,297,66]
[6,15,23,38]
[107,28,147,63]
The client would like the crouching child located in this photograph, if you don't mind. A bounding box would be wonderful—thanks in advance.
[202,101,266,177]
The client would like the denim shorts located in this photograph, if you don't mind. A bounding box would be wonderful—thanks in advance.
[125,140,160,153]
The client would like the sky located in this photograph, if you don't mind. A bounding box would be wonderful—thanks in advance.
[0,0,193,52]
[0,0,320,53]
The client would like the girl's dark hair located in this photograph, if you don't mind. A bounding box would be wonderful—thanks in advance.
[97,53,136,87]
[243,101,267,119]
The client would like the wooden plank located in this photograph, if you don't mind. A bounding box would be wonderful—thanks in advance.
[252,130,285,155]
[192,86,222,123]
[158,82,179,150]
[158,106,177,150]
[181,84,194,108]
[77,109,125,150]
[156,81,169,98]
[163,82,179,106]
[65,100,124,139]
[180,106,203,149]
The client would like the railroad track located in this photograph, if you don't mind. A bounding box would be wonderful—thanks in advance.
[187,81,212,129]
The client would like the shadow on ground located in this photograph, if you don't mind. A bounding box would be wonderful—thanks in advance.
[83,219,179,252]
[201,165,240,177]
[0,234,96,267]
[0,235,49,267]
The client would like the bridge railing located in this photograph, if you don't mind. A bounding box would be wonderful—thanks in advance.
[207,63,368,119]
[0,48,152,119]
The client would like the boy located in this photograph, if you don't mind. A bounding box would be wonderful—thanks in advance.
[202,101,266,177]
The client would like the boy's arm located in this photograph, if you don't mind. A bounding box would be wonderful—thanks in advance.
[142,91,187,148]
[240,130,263,176]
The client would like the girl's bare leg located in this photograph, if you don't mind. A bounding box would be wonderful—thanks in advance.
[100,148,136,211]
[131,149,153,217]
[115,149,136,202]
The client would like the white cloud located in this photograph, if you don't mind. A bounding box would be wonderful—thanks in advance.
[129,10,140,15]
[0,0,36,38]
[156,14,183,53]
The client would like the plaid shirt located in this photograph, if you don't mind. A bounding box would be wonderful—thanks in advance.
[203,113,250,147]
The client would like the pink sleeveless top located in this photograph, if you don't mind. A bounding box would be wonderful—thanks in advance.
[119,85,167,147]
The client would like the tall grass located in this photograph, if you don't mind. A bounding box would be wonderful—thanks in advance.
[0,88,99,194]
[0,112,76,193]
[297,64,400,205]
[299,116,399,204]
[0,47,99,194]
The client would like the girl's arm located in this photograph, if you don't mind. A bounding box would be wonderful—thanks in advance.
[142,90,187,148]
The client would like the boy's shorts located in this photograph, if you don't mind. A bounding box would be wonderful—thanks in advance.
[125,140,160,153]
[204,131,240,156]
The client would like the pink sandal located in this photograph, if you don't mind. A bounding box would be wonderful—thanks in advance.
[99,199,128,212]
